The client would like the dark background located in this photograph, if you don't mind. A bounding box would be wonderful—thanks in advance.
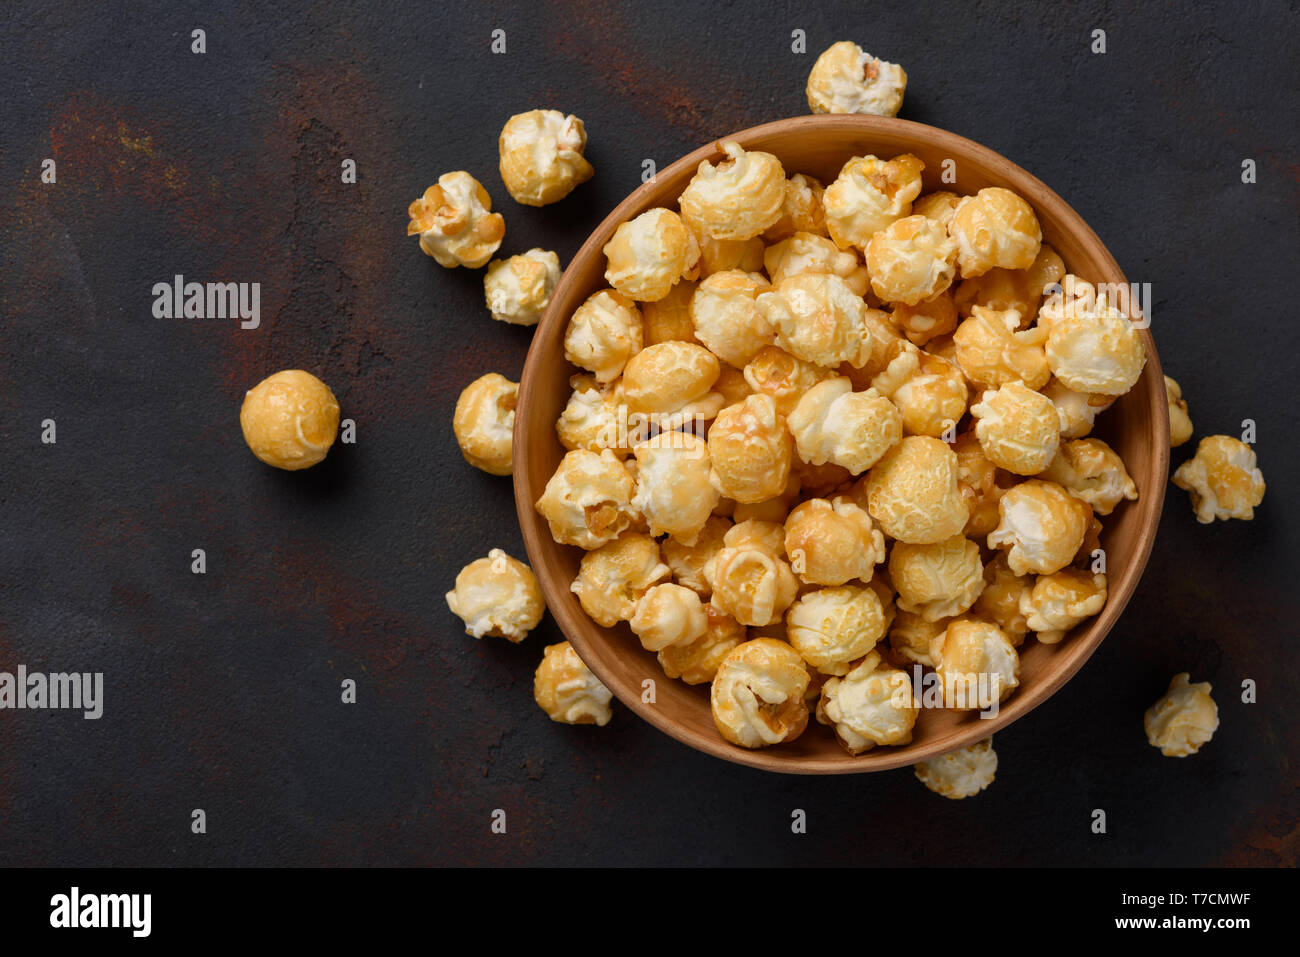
[0,0,1295,867]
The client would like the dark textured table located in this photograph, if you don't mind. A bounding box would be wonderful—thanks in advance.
[0,0,1295,867]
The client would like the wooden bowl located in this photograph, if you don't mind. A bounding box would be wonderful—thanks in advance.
[514,115,1168,774]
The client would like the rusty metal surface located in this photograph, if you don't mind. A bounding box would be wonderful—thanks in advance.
[0,0,1296,866]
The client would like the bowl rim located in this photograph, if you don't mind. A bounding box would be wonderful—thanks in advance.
[514,114,1169,774]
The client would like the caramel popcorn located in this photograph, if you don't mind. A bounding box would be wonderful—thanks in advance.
[1164,375,1194,447]
[786,584,888,675]
[806,41,907,117]
[817,652,918,753]
[631,432,719,545]
[914,737,997,799]
[621,341,721,416]
[661,515,731,596]
[407,171,505,268]
[970,381,1061,475]
[690,269,775,367]
[570,532,670,627]
[679,140,787,241]
[1039,438,1138,515]
[563,289,643,383]
[948,187,1042,277]
[603,208,701,302]
[987,479,1092,576]
[534,641,612,726]
[933,618,1020,709]
[710,638,810,748]
[952,305,1050,391]
[823,153,925,251]
[787,378,903,475]
[783,496,886,586]
[452,371,517,476]
[446,549,545,642]
[705,521,799,627]
[535,448,638,549]
[1144,673,1218,757]
[864,436,969,544]
[743,346,835,417]
[498,110,594,206]
[764,173,827,241]
[1020,568,1107,644]
[889,534,985,622]
[869,344,969,438]
[865,214,959,305]
[763,231,870,295]
[240,369,340,472]
[483,248,562,326]
[657,603,746,685]
[1171,435,1265,523]
[707,394,793,504]
[629,582,709,652]
[758,273,874,368]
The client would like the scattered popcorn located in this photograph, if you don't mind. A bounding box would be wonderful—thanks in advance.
[498,110,594,206]
[452,372,517,476]
[240,369,340,471]
[408,171,505,268]
[1164,375,1194,447]
[1172,435,1265,523]
[533,641,612,726]
[914,737,997,799]
[446,549,545,642]
[1144,673,1218,757]
[806,41,907,117]
[483,248,561,326]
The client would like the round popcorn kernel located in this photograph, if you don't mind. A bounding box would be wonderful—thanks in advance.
[1042,377,1113,439]
[621,341,721,415]
[764,173,827,242]
[1020,568,1107,644]
[869,345,968,438]
[823,153,925,251]
[787,585,888,675]
[446,549,544,642]
[784,497,886,587]
[571,532,670,627]
[865,214,959,305]
[914,737,997,799]
[1040,438,1138,515]
[1144,673,1219,757]
[787,378,903,476]
[240,369,340,471]
[629,582,708,652]
[953,243,1066,320]
[933,618,1020,709]
[710,638,810,749]
[641,279,700,346]
[631,432,718,545]
[603,208,701,302]
[563,289,643,383]
[707,394,793,504]
[661,515,731,597]
[743,346,835,417]
[658,603,746,685]
[893,290,959,347]
[483,248,562,326]
[690,269,774,367]
[533,641,612,726]
[498,110,594,206]
[953,428,1005,538]
[679,140,787,241]
[947,187,1042,278]
[865,436,970,544]
[1171,435,1266,524]
[911,191,963,230]
[806,41,907,117]
[1040,276,1146,396]
[452,372,517,476]
[758,273,874,369]
[889,534,985,623]
[705,521,799,627]
[987,479,1092,576]
[535,448,638,549]
[970,381,1061,475]
[817,652,918,754]
[952,305,1051,391]
[888,610,949,667]
[555,375,632,456]
[407,172,505,269]
[763,232,870,296]
[1164,375,1195,447]
[971,554,1032,646]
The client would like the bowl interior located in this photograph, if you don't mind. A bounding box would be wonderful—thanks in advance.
[514,116,1169,774]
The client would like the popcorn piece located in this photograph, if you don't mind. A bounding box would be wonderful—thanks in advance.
[571,532,670,627]
[563,289,643,383]
[603,208,701,302]
[1144,673,1219,757]
[764,232,870,296]
[953,428,1005,538]
[1164,375,1194,447]
[1040,276,1146,396]
[823,153,925,251]
[661,515,731,596]
[947,187,1041,278]
[970,381,1061,475]
[893,290,959,346]
[707,394,793,504]
[452,372,517,476]
[743,346,835,417]
[953,243,1065,320]
[817,652,918,754]
[535,448,638,549]
[933,619,1020,709]
[533,641,612,726]
[712,363,754,406]
[988,479,1092,576]
[912,191,963,230]
[864,436,969,544]
[690,269,774,367]
[630,582,708,652]
[1020,568,1107,644]
[710,638,811,748]
[952,305,1050,391]
[971,554,1032,646]
[888,610,949,667]
[914,737,997,799]
[641,280,700,346]
[239,369,340,471]
[621,341,721,415]
[732,473,802,525]
[1040,438,1138,515]
[705,521,799,627]
[658,603,746,685]
[407,171,505,268]
[1171,435,1266,523]
[866,214,959,305]
[1042,377,1112,439]
[483,248,562,326]
[689,224,767,278]
[889,534,985,622]
[806,41,907,117]
[787,585,888,675]
[679,141,787,241]
[758,274,874,369]
[498,110,594,206]
[787,378,903,475]
[631,432,719,544]
[784,497,886,586]
[764,173,827,241]
[555,374,632,455]
[794,458,854,498]
[869,344,968,438]
[446,549,544,642]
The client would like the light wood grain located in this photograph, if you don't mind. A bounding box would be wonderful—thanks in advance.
[513,115,1169,774]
